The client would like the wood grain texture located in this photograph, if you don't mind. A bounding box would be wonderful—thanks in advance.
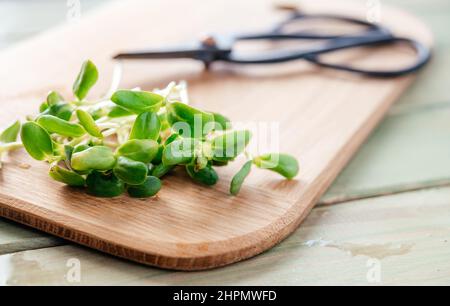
[0,0,433,270]
[2,186,450,285]
[320,102,450,204]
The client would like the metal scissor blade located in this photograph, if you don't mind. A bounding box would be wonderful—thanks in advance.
[113,41,208,60]
[114,49,206,60]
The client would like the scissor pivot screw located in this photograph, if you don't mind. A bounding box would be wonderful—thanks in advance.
[201,35,218,48]
[274,3,301,13]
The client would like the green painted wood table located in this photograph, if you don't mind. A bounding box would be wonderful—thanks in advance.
[0,0,449,285]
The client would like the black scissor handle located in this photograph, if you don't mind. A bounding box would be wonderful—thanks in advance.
[272,12,384,39]
[222,12,431,77]
[303,38,431,78]
[225,34,431,77]
[234,12,390,42]
[272,13,431,77]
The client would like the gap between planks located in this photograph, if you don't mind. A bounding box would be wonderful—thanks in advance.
[320,99,450,205]
[0,236,66,256]
[389,98,450,116]
[319,178,450,206]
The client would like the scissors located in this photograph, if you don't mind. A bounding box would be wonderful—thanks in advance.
[114,6,431,78]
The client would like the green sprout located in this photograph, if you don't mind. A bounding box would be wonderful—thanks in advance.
[2,60,299,198]
[0,121,22,168]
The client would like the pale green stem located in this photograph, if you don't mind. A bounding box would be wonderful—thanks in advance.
[46,155,64,164]
[102,140,119,147]
[67,135,90,147]
[0,142,23,152]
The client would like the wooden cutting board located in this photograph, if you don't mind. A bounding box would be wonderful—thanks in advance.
[0,0,432,270]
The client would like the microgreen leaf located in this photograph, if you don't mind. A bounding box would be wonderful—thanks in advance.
[151,145,164,165]
[49,164,86,187]
[21,122,54,161]
[39,102,49,113]
[113,156,148,185]
[158,112,171,131]
[164,133,180,146]
[166,102,215,138]
[107,105,134,118]
[41,103,73,121]
[86,171,125,198]
[230,160,252,195]
[116,139,159,164]
[71,146,116,172]
[111,90,164,114]
[73,60,99,100]
[129,112,161,141]
[64,145,74,162]
[212,112,232,131]
[151,163,174,178]
[46,91,65,106]
[212,160,229,167]
[211,130,252,162]
[90,108,108,121]
[186,164,218,186]
[0,121,21,143]
[127,176,162,198]
[162,138,198,166]
[37,115,86,138]
[73,144,90,154]
[76,109,103,138]
[253,153,299,179]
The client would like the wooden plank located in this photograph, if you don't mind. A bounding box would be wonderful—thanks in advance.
[321,102,450,204]
[0,219,64,256]
[0,0,434,270]
[1,187,449,285]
